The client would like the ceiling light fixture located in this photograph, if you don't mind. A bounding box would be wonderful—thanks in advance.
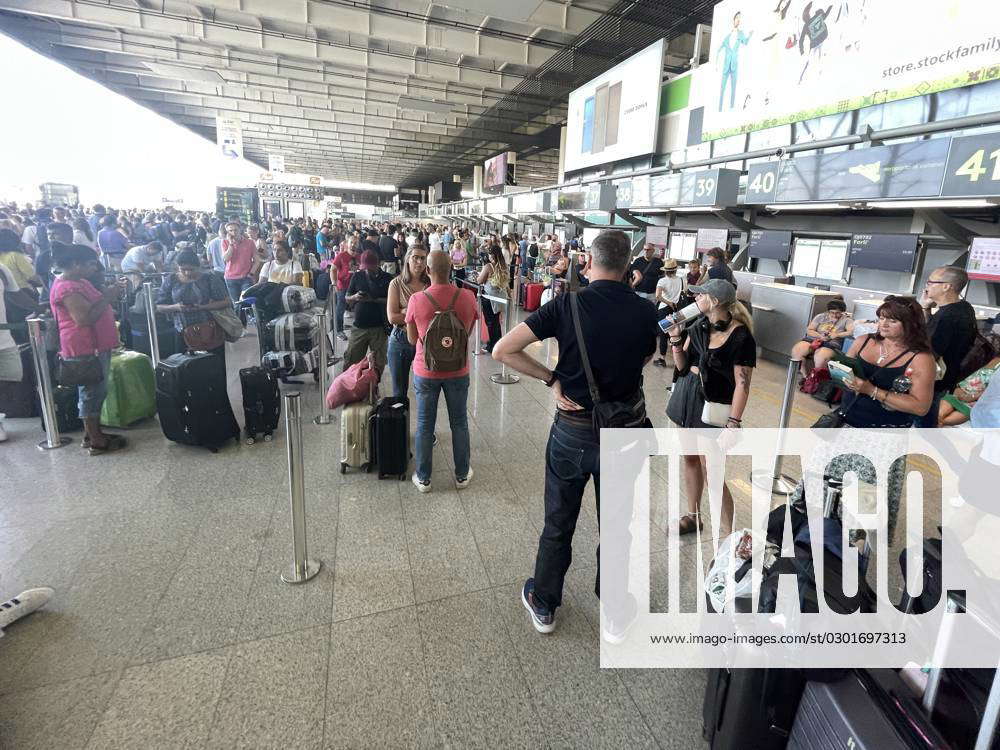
[865,198,1000,209]
[397,96,454,114]
[764,202,853,211]
[143,62,224,84]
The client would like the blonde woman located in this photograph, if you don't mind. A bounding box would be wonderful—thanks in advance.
[664,279,756,535]
[386,244,430,398]
[450,238,468,282]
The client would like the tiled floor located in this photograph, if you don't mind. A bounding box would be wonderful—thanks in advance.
[0,308,830,749]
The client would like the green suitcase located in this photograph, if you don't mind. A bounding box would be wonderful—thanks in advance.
[100,350,157,428]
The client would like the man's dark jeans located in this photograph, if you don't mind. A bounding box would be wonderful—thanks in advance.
[533,415,602,611]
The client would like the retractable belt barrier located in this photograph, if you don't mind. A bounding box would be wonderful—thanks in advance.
[280,392,322,584]
[26,316,70,451]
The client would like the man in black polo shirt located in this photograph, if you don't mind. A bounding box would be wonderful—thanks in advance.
[493,230,658,636]
[629,243,663,300]
[343,250,392,371]
[916,265,978,427]
[377,226,398,275]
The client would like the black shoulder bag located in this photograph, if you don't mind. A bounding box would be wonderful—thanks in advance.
[569,292,648,431]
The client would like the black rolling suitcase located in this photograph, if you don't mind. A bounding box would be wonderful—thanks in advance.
[372,396,409,480]
[41,383,83,434]
[703,667,806,750]
[788,669,950,749]
[155,352,239,451]
[239,366,279,445]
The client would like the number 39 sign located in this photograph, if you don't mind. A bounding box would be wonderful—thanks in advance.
[942,133,1000,197]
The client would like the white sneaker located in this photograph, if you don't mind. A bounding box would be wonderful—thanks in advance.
[456,467,474,490]
[0,413,7,443]
[411,473,431,494]
[0,587,54,634]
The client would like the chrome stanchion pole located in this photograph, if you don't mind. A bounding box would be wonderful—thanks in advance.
[474,283,483,357]
[280,392,321,584]
[490,293,520,385]
[27,317,70,451]
[143,281,160,370]
[751,357,800,496]
[313,311,333,425]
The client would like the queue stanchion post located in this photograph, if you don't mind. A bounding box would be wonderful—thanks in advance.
[27,317,70,451]
[474,284,483,357]
[313,311,333,425]
[750,357,800,496]
[280,392,322,584]
[142,281,160,370]
[489,293,520,385]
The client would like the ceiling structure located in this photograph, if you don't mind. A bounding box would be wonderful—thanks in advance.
[0,0,713,190]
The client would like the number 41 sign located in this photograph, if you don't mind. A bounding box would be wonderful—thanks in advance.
[942,133,1000,197]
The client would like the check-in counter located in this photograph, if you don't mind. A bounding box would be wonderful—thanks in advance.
[851,297,885,323]
[751,283,843,364]
[733,271,790,307]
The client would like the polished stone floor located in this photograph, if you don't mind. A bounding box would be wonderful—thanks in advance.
[0,307,831,749]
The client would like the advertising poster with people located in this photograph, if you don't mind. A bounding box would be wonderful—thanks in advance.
[703,0,1000,140]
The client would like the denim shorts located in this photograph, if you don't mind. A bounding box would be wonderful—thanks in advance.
[72,350,113,418]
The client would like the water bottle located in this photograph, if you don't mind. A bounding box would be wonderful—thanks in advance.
[657,302,702,334]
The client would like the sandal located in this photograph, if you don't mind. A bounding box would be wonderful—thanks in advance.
[88,434,127,456]
[677,512,703,535]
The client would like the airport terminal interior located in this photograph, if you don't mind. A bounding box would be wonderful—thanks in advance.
[3,0,1000,747]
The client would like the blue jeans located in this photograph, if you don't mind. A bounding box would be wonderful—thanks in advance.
[225,276,252,304]
[335,289,347,333]
[75,350,113,418]
[387,326,415,398]
[413,374,470,483]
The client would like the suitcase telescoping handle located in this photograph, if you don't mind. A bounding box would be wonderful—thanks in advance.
[922,591,1000,749]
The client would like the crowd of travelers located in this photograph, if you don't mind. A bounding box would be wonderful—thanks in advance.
[2,200,999,641]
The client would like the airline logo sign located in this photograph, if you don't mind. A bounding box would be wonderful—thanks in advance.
[216,115,243,160]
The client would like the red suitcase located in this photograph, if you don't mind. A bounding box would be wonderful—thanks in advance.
[524,283,544,312]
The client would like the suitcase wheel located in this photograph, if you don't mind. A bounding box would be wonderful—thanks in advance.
[245,436,256,446]
[263,432,273,442]
[340,463,346,474]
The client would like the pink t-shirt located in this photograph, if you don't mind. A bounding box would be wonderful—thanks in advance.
[405,284,478,379]
[50,277,119,358]
[223,237,256,279]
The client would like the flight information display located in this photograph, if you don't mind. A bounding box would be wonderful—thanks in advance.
[747,230,792,261]
[848,233,918,273]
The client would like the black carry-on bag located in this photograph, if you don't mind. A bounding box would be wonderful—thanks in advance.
[372,396,409,480]
[239,365,279,444]
[155,352,240,452]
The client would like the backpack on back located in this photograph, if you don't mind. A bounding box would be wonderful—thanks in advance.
[421,289,468,373]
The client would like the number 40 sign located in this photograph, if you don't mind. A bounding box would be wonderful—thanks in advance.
[942,133,1000,197]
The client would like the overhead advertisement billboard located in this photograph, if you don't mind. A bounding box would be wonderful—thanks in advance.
[483,153,510,193]
[564,40,665,173]
[702,0,1000,141]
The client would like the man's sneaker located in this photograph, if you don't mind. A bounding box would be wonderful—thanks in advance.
[456,467,474,490]
[601,617,632,645]
[0,587,54,634]
[521,578,555,634]
[411,473,431,494]
[0,413,7,443]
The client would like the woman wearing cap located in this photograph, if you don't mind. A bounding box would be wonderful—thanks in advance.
[665,278,756,535]
[343,249,393,371]
[652,258,686,368]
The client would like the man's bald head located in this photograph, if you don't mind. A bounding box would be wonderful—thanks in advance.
[427,249,452,283]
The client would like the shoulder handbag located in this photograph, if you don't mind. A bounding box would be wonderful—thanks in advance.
[183,319,224,351]
[692,325,730,427]
[569,292,647,431]
[57,352,104,387]
[211,306,244,343]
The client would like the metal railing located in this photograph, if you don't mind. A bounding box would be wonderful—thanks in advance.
[750,357,800,496]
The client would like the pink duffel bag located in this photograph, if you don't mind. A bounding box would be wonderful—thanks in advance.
[326,355,378,409]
